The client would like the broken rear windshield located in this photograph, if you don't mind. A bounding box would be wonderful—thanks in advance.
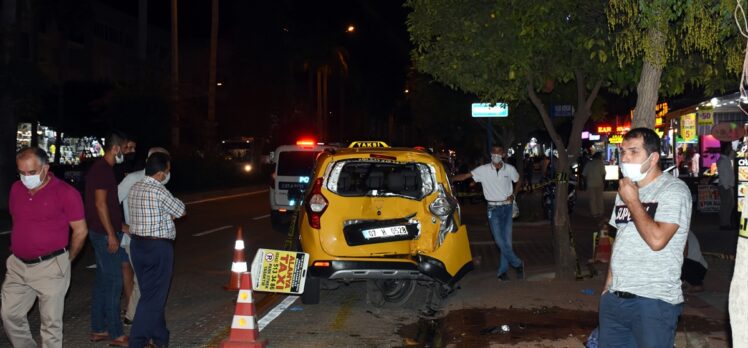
[326,160,435,200]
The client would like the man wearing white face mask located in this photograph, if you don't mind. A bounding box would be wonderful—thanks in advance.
[598,128,692,347]
[85,131,130,346]
[127,152,185,348]
[2,147,87,348]
[117,147,170,326]
[452,145,523,281]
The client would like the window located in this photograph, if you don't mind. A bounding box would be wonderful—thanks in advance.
[277,151,318,176]
[326,160,434,200]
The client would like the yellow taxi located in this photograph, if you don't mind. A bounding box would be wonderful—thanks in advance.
[297,141,473,305]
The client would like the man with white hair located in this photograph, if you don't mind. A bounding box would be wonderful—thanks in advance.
[117,147,170,325]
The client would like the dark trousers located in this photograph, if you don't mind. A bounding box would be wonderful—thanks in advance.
[129,238,174,348]
[599,291,682,347]
[681,258,707,286]
[719,186,735,227]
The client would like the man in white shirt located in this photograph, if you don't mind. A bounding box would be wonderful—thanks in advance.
[117,147,169,325]
[452,145,523,280]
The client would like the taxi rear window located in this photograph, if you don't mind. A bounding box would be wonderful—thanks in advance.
[277,151,318,176]
[326,160,434,200]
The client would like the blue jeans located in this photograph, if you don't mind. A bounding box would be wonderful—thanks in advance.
[129,238,174,348]
[487,204,522,275]
[88,230,126,339]
[599,291,682,347]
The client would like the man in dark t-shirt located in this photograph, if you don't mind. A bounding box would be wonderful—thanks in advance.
[84,131,129,346]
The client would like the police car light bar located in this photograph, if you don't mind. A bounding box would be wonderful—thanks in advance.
[297,139,316,147]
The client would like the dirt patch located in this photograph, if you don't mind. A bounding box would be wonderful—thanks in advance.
[397,306,726,347]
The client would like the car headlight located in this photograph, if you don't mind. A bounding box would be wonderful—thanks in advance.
[429,196,454,217]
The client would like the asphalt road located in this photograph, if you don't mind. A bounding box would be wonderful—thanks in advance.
[0,187,288,347]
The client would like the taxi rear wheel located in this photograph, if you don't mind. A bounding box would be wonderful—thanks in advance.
[301,276,320,304]
[378,279,416,305]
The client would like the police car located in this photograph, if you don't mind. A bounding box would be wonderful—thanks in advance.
[269,139,337,229]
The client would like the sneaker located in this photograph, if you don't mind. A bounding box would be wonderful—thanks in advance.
[497,273,509,281]
[515,263,525,280]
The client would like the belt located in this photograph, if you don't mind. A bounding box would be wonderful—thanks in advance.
[612,291,637,299]
[487,200,511,206]
[130,234,172,242]
[16,248,68,264]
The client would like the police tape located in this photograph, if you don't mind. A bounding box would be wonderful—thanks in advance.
[702,252,736,261]
[454,173,572,198]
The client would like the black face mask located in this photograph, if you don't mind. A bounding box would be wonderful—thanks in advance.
[124,153,136,162]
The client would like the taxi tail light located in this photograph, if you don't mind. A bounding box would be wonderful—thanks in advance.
[306,178,327,229]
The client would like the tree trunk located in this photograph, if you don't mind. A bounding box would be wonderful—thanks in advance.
[632,28,665,130]
[206,0,218,149]
[526,75,602,280]
[170,0,180,148]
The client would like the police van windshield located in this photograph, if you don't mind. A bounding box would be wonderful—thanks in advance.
[326,160,435,200]
[277,151,318,176]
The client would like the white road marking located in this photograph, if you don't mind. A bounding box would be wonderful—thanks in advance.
[258,295,298,331]
[192,225,233,237]
[86,264,97,269]
[252,214,270,221]
[0,230,10,236]
[184,189,268,206]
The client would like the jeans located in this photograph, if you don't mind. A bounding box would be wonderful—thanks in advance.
[129,238,174,348]
[88,230,126,339]
[599,291,682,347]
[487,204,522,276]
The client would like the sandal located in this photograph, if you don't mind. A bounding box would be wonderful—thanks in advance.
[89,332,110,342]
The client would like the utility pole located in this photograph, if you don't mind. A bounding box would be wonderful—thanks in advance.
[170,0,180,148]
[138,0,148,63]
[206,0,219,149]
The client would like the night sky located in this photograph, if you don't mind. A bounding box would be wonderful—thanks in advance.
[97,0,412,146]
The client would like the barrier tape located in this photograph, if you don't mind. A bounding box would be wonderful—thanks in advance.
[455,173,574,198]
[702,252,736,261]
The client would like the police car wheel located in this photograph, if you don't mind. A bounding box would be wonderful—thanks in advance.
[301,276,320,305]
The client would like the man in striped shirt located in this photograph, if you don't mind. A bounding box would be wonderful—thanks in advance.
[127,152,185,348]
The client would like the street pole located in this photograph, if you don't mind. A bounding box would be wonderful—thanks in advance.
[170,0,180,148]
[207,0,219,149]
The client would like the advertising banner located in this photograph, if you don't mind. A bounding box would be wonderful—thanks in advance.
[251,249,309,294]
[680,113,698,143]
[697,111,714,126]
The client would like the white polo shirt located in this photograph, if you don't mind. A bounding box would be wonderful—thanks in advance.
[471,162,519,202]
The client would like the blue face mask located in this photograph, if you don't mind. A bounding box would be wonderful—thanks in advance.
[491,154,503,164]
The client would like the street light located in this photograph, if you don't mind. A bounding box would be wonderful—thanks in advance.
[346,25,355,33]
[217,82,223,86]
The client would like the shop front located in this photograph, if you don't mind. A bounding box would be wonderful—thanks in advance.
[664,93,748,213]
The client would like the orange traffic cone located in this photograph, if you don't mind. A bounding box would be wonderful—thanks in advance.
[224,227,247,291]
[220,272,267,348]
[594,228,612,263]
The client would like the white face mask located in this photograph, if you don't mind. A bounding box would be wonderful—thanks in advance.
[115,152,125,164]
[620,153,653,182]
[21,174,42,190]
[491,154,503,164]
[161,172,171,185]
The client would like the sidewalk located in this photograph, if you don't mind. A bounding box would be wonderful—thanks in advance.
[437,188,735,347]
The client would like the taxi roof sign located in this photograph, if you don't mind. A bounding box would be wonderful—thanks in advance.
[348,141,390,148]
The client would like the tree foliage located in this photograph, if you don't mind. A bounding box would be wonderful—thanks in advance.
[607,0,743,127]
[406,0,615,279]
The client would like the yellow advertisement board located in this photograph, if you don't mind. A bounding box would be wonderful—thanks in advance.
[680,113,697,142]
[251,249,309,294]
[697,111,714,126]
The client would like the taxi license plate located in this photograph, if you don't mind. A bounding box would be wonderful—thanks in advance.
[362,226,409,240]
